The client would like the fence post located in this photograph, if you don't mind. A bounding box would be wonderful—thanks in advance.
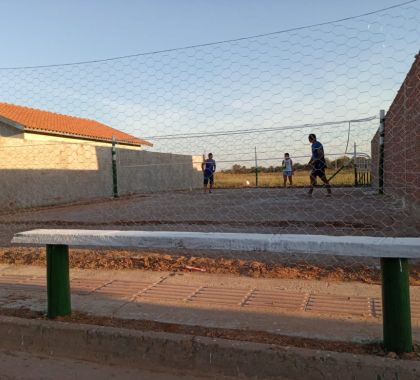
[112,136,119,198]
[378,109,385,194]
[381,258,412,352]
[254,147,259,188]
[47,244,71,317]
[353,142,358,186]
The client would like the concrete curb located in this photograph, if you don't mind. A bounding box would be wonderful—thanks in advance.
[0,315,418,380]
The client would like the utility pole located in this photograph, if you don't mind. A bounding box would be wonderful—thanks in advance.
[379,109,385,194]
[112,136,119,198]
[354,142,358,187]
[254,146,258,188]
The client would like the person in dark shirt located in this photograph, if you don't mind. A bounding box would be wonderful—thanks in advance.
[308,134,332,196]
[202,153,216,193]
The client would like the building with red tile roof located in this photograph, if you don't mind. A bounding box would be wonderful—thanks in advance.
[0,102,152,147]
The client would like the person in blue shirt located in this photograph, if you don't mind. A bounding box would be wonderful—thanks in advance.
[202,153,216,193]
[308,134,332,196]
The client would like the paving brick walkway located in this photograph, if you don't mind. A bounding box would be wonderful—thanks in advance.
[0,265,419,343]
[2,273,420,320]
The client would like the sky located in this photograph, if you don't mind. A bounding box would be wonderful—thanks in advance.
[0,0,419,168]
[0,0,410,68]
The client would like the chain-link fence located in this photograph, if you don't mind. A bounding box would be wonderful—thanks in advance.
[0,2,418,284]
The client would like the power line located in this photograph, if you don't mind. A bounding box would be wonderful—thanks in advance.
[203,152,371,164]
[118,151,371,168]
[143,116,377,140]
[0,0,416,70]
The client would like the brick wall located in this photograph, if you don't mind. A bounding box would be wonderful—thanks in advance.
[371,53,420,213]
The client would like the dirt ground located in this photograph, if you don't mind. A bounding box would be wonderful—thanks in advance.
[2,247,420,285]
[0,188,418,248]
[1,188,417,285]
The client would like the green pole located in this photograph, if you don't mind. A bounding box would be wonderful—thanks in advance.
[354,166,358,186]
[112,136,119,198]
[354,142,358,187]
[47,244,71,318]
[380,257,412,352]
[254,146,258,188]
[378,109,385,195]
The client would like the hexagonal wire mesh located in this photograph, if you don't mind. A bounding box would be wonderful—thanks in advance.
[0,2,418,282]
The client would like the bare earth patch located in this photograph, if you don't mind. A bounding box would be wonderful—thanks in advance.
[1,247,420,285]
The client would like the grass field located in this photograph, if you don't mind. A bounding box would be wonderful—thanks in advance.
[215,169,356,188]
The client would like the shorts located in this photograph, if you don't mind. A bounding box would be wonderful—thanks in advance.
[203,172,214,185]
[311,168,326,178]
[283,170,292,177]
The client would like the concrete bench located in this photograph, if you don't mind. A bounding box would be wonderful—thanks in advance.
[12,229,420,353]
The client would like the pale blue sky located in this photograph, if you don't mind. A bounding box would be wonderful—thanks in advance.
[0,1,419,167]
[0,0,409,67]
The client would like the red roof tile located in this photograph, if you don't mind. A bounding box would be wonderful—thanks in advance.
[0,102,152,147]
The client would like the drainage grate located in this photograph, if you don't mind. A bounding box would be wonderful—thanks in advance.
[0,275,45,292]
[71,278,109,295]
[94,280,154,298]
[138,283,198,301]
[305,294,371,317]
[244,289,306,311]
[0,275,32,284]
[189,286,250,306]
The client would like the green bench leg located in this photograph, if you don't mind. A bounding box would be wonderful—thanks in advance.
[380,257,412,353]
[47,244,71,318]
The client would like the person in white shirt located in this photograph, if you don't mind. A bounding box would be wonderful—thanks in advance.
[282,153,293,187]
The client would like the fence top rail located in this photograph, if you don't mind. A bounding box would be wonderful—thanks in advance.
[11,229,420,259]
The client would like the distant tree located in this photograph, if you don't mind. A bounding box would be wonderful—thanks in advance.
[293,162,305,170]
[231,164,243,173]
[330,156,353,169]
[222,161,338,173]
